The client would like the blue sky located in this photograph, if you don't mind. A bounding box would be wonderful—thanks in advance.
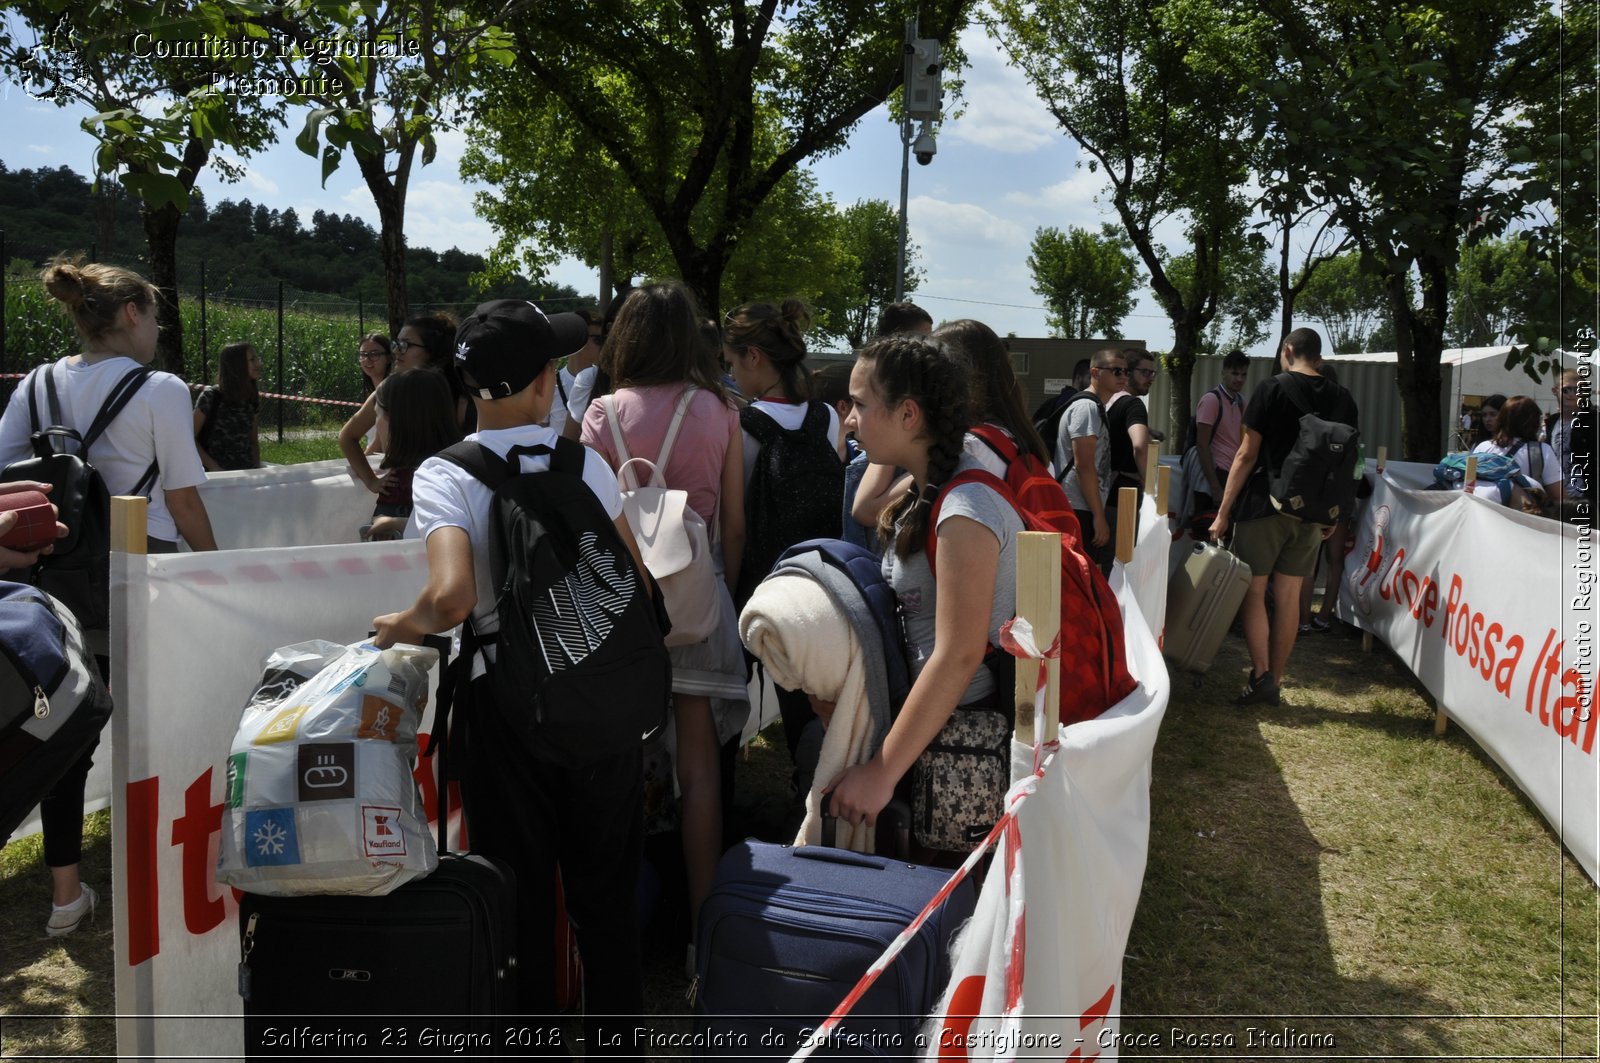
[2,21,1257,353]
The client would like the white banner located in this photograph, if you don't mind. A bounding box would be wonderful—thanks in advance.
[1340,467,1597,882]
[111,540,429,1060]
[199,456,376,550]
[923,569,1170,1061]
[1122,495,1170,647]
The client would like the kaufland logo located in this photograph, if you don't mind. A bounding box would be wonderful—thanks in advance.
[361,805,406,857]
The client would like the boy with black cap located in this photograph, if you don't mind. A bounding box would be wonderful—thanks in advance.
[373,299,651,1045]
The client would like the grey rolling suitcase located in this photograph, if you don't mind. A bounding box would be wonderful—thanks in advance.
[1165,539,1252,673]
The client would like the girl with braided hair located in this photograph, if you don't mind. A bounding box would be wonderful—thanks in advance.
[823,335,1024,839]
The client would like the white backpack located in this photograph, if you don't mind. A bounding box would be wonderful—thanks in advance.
[602,388,721,647]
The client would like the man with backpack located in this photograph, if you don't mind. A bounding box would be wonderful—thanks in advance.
[1192,349,1251,518]
[373,299,663,1048]
[1055,348,1126,576]
[1209,328,1359,707]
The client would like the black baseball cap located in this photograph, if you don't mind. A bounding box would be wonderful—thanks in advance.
[453,300,588,400]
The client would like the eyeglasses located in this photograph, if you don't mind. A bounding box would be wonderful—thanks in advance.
[357,349,385,360]
[1132,367,1157,377]
[1098,366,1127,377]
[392,339,414,355]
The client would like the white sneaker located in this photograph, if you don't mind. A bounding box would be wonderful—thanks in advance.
[46,883,98,938]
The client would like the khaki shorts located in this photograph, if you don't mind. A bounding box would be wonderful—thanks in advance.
[1230,510,1325,578]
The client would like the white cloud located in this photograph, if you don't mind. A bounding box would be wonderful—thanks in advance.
[909,194,1027,251]
[941,27,1060,155]
[400,177,497,256]
[26,143,53,153]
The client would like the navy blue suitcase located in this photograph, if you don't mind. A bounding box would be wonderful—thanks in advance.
[693,838,976,1060]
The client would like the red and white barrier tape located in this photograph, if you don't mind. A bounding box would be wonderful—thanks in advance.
[0,373,362,410]
[788,615,1061,1063]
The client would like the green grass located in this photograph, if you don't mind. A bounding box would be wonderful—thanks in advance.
[260,433,343,465]
[1122,626,1598,1058]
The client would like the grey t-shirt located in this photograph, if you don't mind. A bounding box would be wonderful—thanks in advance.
[1057,396,1110,512]
[882,454,1025,706]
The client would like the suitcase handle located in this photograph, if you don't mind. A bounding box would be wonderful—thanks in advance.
[816,796,911,863]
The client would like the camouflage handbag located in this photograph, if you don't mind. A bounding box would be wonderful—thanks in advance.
[911,705,1010,853]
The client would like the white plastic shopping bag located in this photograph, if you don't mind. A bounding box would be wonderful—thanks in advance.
[216,639,440,896]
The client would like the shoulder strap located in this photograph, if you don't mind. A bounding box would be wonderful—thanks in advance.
[800,400,831,435]
[556,369,569,406]
[1277,372,1314,420]
[739,403,782,446]
[654,386,696,472]
[969,423,1018,467]
[81,366,155,452]
[926,467,1018,574]
[1527,441,1544,481]
[436,440,516,490]
[601,395,643,490]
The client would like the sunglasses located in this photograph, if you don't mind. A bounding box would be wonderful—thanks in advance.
[1097,365,1127,377]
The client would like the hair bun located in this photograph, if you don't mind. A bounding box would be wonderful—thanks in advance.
[42,262,86,309]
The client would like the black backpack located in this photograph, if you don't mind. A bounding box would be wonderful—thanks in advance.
[1033,388,1076,467]
[1269,372,1361,524]
[1048,391,1106,481]
[736,402,844,608]
[0,362,156,630]
[434,436,670,765]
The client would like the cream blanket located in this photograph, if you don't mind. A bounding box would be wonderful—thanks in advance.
[739,574,878,852]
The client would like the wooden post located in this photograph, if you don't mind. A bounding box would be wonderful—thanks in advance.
[111,495,149,556]
[1115,485,1139,564]
[1434,705,1449,736]
[1464,455,1478,490]
[1376,445,1388,473]
[1144,442,1160,495]
[1362,630,1373,653]
[1156,464,1172,517]
[1014,532,1062,748]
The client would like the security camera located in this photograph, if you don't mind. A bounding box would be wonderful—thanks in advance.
[913,129,937,165]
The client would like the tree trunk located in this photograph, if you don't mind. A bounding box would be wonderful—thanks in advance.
[360,157,409,334]
[134,135,210,379]
[1166,312,1206,454]
[1397,261,1449,461]
[141,201,185,378]
[598,229,613,309]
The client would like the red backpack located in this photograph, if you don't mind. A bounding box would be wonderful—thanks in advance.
[928,425,1138,726]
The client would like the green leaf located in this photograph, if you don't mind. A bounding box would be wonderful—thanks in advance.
[120,171,188,209]
[320,144,341,186]
[296,107,336,157]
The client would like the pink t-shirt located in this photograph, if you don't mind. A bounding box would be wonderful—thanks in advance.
[1195,385,1245,471]
[581,382,740,528]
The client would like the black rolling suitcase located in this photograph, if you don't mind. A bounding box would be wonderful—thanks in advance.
[237,636,518,1057]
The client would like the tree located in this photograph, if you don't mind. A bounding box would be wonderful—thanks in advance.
[814,199,922,350]
[1446,235,1559,349]
[1297,250,1392,353]
[486,0,973,318]
[265,1,511,333]
[1256,0,1561,458]
[2,2,283,375]
[993,0,1264,446]
[1169,234,1278,352]
[1027,224,1139,338]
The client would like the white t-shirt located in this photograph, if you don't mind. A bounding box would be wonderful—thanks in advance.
[546,364,599,436]
[407,423,623,657]
[1469,438,1562,501]
[739,399,843,491]
[0,355,208,542]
